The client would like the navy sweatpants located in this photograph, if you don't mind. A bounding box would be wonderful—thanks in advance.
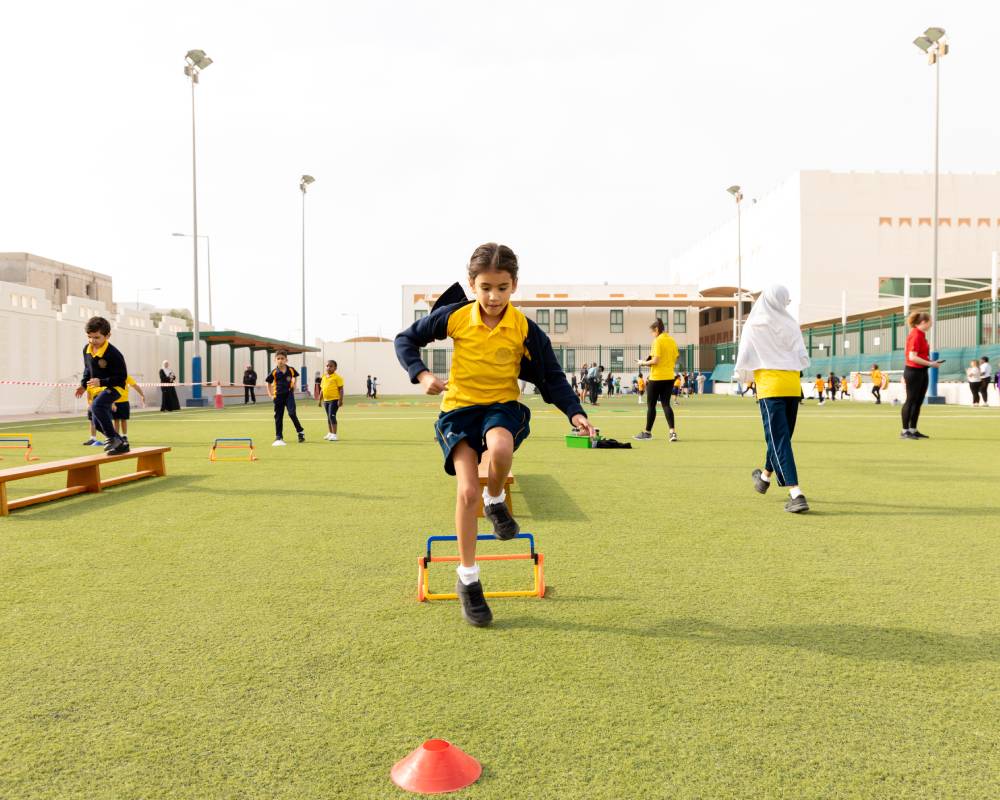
[758,396,799,487]
[273,393,303,439]
[91,388,119,440]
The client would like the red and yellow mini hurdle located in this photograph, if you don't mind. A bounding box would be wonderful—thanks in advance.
[209,437,258,462]
[417,533,546,602]
[0,433,39,462]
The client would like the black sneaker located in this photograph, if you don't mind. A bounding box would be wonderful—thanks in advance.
[912,430,929,439]
[484,500,519,540]
[456,580,493,627]
[752,468,770,494]
[633,431,653,441]
[297,431,305,443]
[899,430,916,440]
[105,438,130,456]
[784,494,809,513]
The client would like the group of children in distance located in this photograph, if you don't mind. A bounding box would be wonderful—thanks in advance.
[265,351,346,445]
[74,325,348,452]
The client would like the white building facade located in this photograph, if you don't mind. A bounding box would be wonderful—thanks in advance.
[671,170,1000,329]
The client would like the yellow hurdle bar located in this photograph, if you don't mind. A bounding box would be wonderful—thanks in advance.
[418,553,545,601]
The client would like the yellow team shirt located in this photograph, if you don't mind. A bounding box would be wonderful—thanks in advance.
[115,375,138,404]
[637,377,645,392]
[649,333,678,381]
[814,378,825,393]
[320,372,345,401]
[871,369,882,386]
[441,302,529,412]
[754,370,801,399]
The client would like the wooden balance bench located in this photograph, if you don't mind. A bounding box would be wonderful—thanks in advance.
[0,447,170,516]
[477,451,515,518]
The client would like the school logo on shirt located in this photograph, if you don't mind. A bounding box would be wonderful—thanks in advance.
[495,347,513,365]
[98,359,107,368]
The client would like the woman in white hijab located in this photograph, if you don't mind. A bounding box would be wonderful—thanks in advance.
[735,285,811,513]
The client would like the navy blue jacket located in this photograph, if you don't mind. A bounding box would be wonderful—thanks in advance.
[394,296,585,423]
[80,342,127,392]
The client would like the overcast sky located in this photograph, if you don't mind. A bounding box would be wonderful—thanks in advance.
[3,1,997,343]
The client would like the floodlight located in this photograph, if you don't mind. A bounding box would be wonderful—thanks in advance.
[185,50,213,69]
[727,185,741,196]
[924,27,945,43]
[913,36,932,52]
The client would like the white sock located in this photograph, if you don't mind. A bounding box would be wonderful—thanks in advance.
[456,564,480,585]
[789,487,803,499]
[759,472,771,483]
[482,487,506,506]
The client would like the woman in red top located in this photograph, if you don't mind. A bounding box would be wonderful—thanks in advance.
[901,311,943,439]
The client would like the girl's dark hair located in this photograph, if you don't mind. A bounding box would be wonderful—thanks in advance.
[468,243,518,282]
[908,311,931,328]
[85,316,111,336]
[650,318,665,334]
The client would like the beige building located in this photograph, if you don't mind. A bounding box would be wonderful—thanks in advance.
[671,170,1000,335]
[403,283,738,375]
[0,252,114,309]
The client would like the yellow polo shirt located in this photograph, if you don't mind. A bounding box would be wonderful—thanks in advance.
[649,333,678,381]
[320,372,344,401]
[871,369,882,386]
[115,375,138,404]
[441,302,528,412]
[754,370,801,399]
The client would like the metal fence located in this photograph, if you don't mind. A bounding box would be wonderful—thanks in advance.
[709,298,1000,381]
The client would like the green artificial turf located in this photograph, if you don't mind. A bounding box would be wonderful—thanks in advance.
[1,395,998,799]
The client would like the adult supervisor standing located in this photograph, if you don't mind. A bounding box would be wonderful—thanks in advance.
[634,317,679,442]
[159,361,181,412]
[243,364,258,405]
[900,311,943,439]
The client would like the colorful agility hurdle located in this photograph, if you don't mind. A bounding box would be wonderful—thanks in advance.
[209,437,257,462]
[417,533,546,602]
[0,433,39,462]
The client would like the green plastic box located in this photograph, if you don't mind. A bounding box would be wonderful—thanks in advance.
[565,433,600,449]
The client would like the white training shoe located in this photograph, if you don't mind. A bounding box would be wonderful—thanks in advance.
[324,433,333,440]
[330,433,338,441]
[272,439,287,447]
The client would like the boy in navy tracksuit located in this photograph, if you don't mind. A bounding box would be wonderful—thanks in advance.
[395,242,594,626]
[73,316,130,455]
[266,350,305,445]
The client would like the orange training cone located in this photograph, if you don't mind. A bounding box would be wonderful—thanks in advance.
[214,383,224,409]
[390,739,482,794]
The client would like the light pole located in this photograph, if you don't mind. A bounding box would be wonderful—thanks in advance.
[300,174,315,392]
[913,27,948,400]
[341,312,360,375]
[726,185,744,343]
[171,233,213,328]
[183,49,212,405]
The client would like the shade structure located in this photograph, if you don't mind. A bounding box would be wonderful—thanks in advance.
[390,739,482,794]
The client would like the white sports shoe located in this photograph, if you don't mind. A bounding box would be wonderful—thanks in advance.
[324,433,333,440]
[272,439,287,447]
[330,433,338,441]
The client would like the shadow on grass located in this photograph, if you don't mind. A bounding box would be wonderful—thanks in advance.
[516,474,589,522]
[497,616,999,664]
[6,474,208,522]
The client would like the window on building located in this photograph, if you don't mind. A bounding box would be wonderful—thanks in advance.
[610,348,624,373]
[673,309,687,333]
[610,309,624,333]
[554,309,568,333]
[54,278,61,290]
[414,309,428,322]
[655,309,669,331]
[536,309,550,332]
[713,308,722,323]
[432,349,447,374]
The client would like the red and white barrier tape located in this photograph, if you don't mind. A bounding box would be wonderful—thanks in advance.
[0,380,277,389]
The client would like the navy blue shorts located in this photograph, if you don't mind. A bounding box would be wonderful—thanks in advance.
[324,400,339,425]
[434,401,530,475]
[113,402,131,420]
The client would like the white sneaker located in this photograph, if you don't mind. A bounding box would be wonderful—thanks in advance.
[324,433,333,440]
[272,439,287,447]
[330,433,338,441]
